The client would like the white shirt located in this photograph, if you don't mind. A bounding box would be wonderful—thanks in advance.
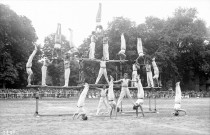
[146,64,152,72]
[121,79,130,87]
[100,88,107,97]
[133,64,137,71]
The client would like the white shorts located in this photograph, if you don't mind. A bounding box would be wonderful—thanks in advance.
[109,100,116,107]
[174,103,181,110]
[26,68,32,75]
[136,99,144,105]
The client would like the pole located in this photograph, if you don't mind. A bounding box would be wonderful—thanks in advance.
[115,66,118,80]
[154,88,157,112]
[149,88,152,111]
[34,91,39,116]
[120,62,123,112]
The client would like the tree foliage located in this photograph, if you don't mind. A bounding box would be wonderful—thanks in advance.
[78,8,210,90]
[0,4,37,88]
[41,33,79,86]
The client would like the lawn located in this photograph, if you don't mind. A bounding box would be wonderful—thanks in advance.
[0,98,210,135]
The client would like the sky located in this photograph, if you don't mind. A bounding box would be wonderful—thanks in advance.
[1,0,210,47]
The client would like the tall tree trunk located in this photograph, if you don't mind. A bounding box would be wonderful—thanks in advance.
[195,74,200,91]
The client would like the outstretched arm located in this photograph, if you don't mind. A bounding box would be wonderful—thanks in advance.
[95,88,102,91]
[130,79,137,82]
[113,79,122,83]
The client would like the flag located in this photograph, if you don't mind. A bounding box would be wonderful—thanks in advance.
[96,3,102,23]
[55,23,61,44]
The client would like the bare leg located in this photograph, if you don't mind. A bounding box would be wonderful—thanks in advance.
[116,90,125,107]
[64,68,70,87]
[96,97,103,115]
[110,107,113,118]
[125,88,135,105]
[103,98,110,113]
[139,105,144,117]
[103,69,109,84]
[27,69,33,86]
[95,68,103,84]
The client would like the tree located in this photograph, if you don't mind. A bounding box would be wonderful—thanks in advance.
[42,33,79,86]
[78,8,210,91]
[161,8,209,91]
[0,4,37,88]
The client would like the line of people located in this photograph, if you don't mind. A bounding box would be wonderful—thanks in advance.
[73,74,187,120]
[73,73,146,120]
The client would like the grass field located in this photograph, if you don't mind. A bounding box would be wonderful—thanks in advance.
[0,98,210,135]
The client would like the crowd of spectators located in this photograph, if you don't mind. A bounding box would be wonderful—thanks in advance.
[0,88,209,99]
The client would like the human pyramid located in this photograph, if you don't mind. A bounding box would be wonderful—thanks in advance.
[26,3,186,120]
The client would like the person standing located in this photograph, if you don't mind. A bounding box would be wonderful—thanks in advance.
[131,62,140,87]
[145,60,154,88]
[63,53,70,87]
[39,57,52,86]
[95,57,109,84]
[114,73,135,112]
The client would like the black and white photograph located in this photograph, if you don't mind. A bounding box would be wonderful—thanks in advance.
[0,0,210,134]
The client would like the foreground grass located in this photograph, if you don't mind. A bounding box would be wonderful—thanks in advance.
[0,98,210,135]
